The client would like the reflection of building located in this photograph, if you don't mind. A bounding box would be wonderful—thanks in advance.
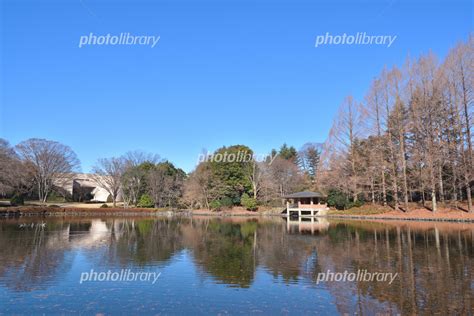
[284,191,329,217]
[55,173,122,203]
[286,217,330,234]
[68,220,110,248]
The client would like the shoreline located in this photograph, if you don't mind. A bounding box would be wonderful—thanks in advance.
[324,214,474,223]
[1,206,474,223]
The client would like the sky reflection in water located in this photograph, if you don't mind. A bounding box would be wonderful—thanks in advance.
[0,216,472,314]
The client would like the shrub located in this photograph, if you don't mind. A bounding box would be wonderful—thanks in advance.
[10,194,24,206]
[240,193,258,211]
[100,203,108,208]
[209,200,221,211]
[220,197,234,208]
[327,189,349,210]
[327,189,365,210]
[137,194,154,208]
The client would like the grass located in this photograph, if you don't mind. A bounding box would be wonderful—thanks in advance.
[328,205,391,216]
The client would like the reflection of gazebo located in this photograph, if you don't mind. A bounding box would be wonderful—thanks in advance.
[286,217,330,234]
[283,191,328,217]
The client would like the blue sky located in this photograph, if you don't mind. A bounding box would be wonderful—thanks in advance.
[1,0,472,172]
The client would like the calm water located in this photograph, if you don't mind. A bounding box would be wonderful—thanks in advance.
[0,216,472,315]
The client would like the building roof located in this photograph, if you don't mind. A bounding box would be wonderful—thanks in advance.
[283,191,326,199]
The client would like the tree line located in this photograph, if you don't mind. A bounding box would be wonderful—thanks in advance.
[183,144,320,210]
[0,138,320,209]
[0,138,186,208]
[320,36,473,212]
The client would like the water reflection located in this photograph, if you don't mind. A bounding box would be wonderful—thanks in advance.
[286,217,330,234]
[0,216,472,314]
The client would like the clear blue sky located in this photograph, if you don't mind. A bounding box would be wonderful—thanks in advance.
[1,0,472,172]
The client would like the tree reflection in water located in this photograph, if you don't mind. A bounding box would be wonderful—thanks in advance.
[0,217,472,314]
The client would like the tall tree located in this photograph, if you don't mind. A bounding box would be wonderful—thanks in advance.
[15,138,80,203]
[298,144,321,187]
[92,157,125,206]
[382,66,403,209]
[321,36,473,212]
[209,145,253,202]
[442,37,473,212]
[411,53,443,212]
[278,144,298,162]
[366,78,388,205]
[245,160,263,200]
[0,139,32,197]
[121,151,160,206]
[326,95,366,202]
[184,162,222,209]
[147,161,185,208]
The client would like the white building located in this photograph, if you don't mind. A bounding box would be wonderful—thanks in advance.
[55,173,122,203]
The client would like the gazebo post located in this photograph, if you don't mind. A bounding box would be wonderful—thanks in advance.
[298,200,301,217]
[286,200,290,216]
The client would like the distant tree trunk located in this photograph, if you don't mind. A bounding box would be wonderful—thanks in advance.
[461,70,473,211]
[420,169,426,205]
[348,98,358,203]
[383,74,399,209]
[460,64,473,179]
[430,166,437,212]
[438,165,445,203]
[399,130,409,210]
[374,89,387,206]
[466,185,472,213]
[370,178,376,204]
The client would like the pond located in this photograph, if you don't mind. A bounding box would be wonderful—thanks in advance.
[0,216,472,314]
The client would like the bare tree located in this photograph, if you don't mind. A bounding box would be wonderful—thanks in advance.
[442,37,473,212]
[411,53,444,212]
[318,36,473,212]
[92,157,125,206]
[383,66,406,210]
[147,166,167,208]
[246,160,263,200]
[15,138,80,203]
[389,97,410,210]
[366,78,388,205]
[0,139,32,197]
[326,95,366,201]
[268,156,305,199]
[257,161,280,205]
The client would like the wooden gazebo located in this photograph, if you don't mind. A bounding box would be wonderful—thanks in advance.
[283,191,328,217]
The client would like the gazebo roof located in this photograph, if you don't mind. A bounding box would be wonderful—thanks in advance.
[283,191,326,199]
